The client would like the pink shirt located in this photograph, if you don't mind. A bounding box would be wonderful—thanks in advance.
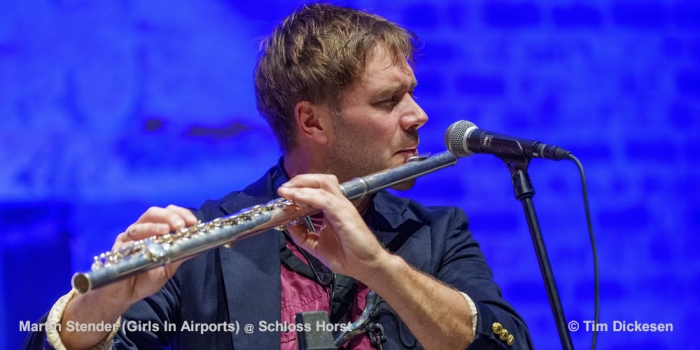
[280,241,374,350]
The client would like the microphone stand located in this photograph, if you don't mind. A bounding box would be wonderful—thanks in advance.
[500,153,574,350]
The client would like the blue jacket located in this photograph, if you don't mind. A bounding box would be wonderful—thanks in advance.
[26,163,532,349]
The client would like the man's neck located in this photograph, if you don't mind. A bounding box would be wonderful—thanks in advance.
[282,149,309,180]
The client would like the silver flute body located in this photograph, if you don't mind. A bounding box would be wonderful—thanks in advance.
[72,151,458,294]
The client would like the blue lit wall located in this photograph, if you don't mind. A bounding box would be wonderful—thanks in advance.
[2,1,698,349]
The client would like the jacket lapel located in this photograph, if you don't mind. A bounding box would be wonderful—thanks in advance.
[369,191,412,250]
[370,191,432,272]
[218,166,285,350]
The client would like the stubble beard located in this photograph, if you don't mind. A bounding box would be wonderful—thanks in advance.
[327,113,416,191]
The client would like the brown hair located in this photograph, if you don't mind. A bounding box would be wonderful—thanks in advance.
[254,3,419,153]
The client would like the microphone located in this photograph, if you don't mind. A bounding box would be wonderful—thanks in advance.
[445,120,571,161]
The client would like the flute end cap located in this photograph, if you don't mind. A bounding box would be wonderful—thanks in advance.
[72,273,91,294]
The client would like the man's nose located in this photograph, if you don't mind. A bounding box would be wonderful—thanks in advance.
[401,95,428,131]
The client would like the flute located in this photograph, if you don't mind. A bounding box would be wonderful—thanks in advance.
[72,151,459,294]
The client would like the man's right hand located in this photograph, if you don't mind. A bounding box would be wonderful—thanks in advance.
[59,205,198,350]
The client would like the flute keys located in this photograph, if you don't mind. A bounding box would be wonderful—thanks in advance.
[145,242,167,262]
[176,227,190,238]
[92,256,103,269]
[251,205,263,215]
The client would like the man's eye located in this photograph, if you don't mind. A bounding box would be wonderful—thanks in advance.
[378,97,398,106]
[377,91,414,107]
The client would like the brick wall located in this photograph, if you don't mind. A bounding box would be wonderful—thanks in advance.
[1,1,697,348]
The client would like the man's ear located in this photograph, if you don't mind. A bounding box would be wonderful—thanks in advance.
[294,101,330,145]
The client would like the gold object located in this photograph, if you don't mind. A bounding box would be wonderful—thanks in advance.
[492,322,503,334]
[499,329,509,341]
[507,334,514,346]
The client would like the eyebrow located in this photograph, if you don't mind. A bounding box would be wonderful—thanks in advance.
[372,79,418,100]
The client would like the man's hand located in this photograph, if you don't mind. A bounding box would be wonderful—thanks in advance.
[103,205,199,304]
[279,174,474,350]
[60,205,197,350]
[277,174,390,281]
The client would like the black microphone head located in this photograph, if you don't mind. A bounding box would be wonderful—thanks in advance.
[445,120,478,157]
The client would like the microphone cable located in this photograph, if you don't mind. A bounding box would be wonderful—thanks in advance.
[568,154,599,350]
